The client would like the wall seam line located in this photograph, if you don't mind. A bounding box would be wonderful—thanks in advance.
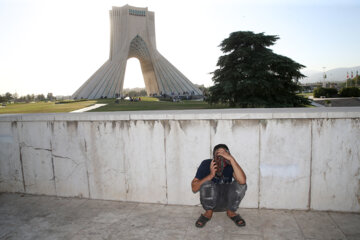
[163,120,168,204]
[50,138,57,196]
[124,121,130,201]
[258,120,261,209]
[82,127,91,199]
[19,145,26,193]
[308,119,313,210]
[15,121,26,193]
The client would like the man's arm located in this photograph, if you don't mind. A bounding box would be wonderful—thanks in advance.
[191,160,217,193]
[217,149,246,185]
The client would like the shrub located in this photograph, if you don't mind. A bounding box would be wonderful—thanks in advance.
[339,87,360,97]
[313,87,338,98]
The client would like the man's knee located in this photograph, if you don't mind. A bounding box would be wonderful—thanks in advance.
[227,181,247,212]
[200,181,217,210]
[231,181,247,196]
[231,180,247,200]
[200,181,216,199]
[200,180,215,191]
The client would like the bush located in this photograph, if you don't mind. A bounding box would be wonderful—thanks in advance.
[339,87,360,97]
[313,87,338,98]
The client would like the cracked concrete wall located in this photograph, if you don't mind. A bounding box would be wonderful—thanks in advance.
[84,121,128,201]
[18,122,55,195]
[0,122,23,192]
[165,120,210,205]
[311,119,360,212]
[0,112,359,212]
[52,121,89,198]
[259,119,312,210]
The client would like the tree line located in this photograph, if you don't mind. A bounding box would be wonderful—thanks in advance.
[0,88,150,103]
[122,88,147,97]
[0,92,55,103]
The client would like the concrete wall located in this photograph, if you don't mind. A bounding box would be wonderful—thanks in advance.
[0,108,359,212]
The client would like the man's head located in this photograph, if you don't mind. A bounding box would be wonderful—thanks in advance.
[213,144,230,158]
[212,144,230,177]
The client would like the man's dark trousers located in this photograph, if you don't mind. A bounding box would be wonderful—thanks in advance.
[200,180,247,212]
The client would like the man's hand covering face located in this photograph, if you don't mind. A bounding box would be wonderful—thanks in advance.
[215,155,229,177]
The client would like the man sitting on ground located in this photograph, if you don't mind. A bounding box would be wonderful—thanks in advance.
[191,144,247,228]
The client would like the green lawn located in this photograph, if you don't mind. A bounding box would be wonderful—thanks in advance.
[0,96,314,114]
[0,98,225,114]
[0,101,97,114]
[91,98,227,112]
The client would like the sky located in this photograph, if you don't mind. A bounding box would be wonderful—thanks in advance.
[0,0,359,96]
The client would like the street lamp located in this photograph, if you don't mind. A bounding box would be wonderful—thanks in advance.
[322,67,327,88]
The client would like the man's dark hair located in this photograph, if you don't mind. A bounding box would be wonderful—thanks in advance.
[213,144,230,157]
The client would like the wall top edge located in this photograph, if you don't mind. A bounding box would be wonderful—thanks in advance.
[0,107,359,122]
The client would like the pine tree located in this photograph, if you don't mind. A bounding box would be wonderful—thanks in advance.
[208,31,309,107]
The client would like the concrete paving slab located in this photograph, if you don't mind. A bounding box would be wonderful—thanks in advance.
[149,216,192,240]
[293,210,347,240]
[224,234,263,240]
[329,212,360,238]
[224,208,263,236]
[150,228,188,240]
[347,236,360,240]
[70,222,115,240]
[185,222,225,240]
[1,193,360,240]
[261,210,304,240]
[158,204,197,218]
[79,198,138,211]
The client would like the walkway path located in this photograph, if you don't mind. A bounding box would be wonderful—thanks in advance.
[70,104,107,113]
[1,193,359,240]
[309,97,360,107]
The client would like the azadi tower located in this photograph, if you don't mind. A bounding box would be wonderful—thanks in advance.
[73,5,202,99]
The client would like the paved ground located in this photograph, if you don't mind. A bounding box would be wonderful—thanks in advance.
[312,97,360,107]
[1,193,360,240]
[70,104,107,113]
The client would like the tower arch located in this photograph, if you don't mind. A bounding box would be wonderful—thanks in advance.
[73,5,202,99]
[127,35,159,95]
